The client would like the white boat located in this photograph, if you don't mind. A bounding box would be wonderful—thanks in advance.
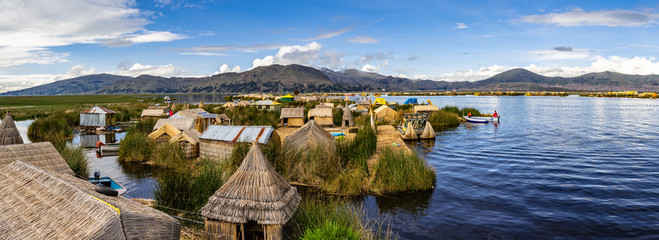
[464,116,500,123]
[98,143,120,156]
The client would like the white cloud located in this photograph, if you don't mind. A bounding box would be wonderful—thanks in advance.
[299,27,351,41]
[214,64,241,74]
[415,56,659,82]
[361,64,378,72]
[0,65,96,93]
[176,43,284,55]
[454,23,468,29]
[517,8,659,27]
[115,63,184,77]
[0,0,185,67]
[252,42,323,68]
[349,36,379,44]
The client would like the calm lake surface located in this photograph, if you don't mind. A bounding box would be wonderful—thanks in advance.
[12,95,659,239]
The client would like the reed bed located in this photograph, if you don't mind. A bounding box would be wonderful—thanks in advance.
[370,148,436,195]
[441,106,482,116]
[272,144,342,186]
[428,110,461,130]
[154,159,224,214]
[223,106,280,128]
[337,125,376,173]
[118,131,153,162]
[27,110,78,142]
[286,198,396,240]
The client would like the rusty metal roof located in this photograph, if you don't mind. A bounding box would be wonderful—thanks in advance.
[199,125,274,144]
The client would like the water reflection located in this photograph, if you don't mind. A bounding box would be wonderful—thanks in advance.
[374,190,433,216]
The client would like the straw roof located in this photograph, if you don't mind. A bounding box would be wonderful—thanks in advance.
[0,142,74,176]
[201,142,300,225]
[0,111,23,145]
[283,120,336,153]
[218,113,230,122]
[309,108,332,118]
[0,161,126,239]
[169,129,201,145]
[153,118,195,131]
[280,108,304,119]
[237,100,251,107]
[223,102,237,108]
[171,108,207,119]
[141,106,170,117]
[148,123,181,140]
[413,105,439,113]
[374,105,397,122]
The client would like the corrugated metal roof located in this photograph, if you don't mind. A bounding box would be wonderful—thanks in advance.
[254,100,281,106]
[200,113,217,118]
[199,125,274,144]
[80,106,116,114]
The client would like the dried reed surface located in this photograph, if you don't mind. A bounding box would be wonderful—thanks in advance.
[283,120,336,153]
[280,108,304,119]
[0,112,23,145]
[0,161,125,240]
[365,125,411,171]
[201,142,301,225]
[153,118,196,131]
[0,142,74,176]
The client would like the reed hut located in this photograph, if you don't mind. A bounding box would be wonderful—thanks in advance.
[148,123,182,143]
[223,102,237,109]
[201,142,301,240]
[169,129,202,159]
[218,114,231,125]
[325,96,343,102]
[153,118,196,131]
[280,108,304,127]
[0,110,23,145]
[199,100,205,109]
[374,105,397,123]
[342,105,354,127]
[316,102,334,108]
[141,106,171,119]
[305,96,318,102]
[198,125,280,160]
[237,100,251,107]
[254,100,281,112]
[308,108,333,127]
[283,120,336,153]
[0,143,181,239]
[80,106,116,128]
[171,108,207,119]
[413,105,439,114]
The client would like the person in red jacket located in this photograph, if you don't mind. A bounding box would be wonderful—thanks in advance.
[467,112,472,118]
[493,110,498,118]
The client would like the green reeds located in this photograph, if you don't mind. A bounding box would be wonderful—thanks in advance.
[151,142,187,168]
[27,110,78,142]
[273,144,341,186]
[131,118,157,134]
[224,106,280,128]
[54,142,89,178]
[301,220,360,240]
[428,110,461,130]
[441,106,481,116]
[337,125,376,173]
[370,148,436,195]
[118,131,152,162]
[154,159,224,214]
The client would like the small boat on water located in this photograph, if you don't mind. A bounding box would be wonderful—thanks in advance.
[463,116,500,123]
[97,142,120,156]
[89,176,126,196]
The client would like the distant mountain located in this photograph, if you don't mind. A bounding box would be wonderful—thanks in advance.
[1,74,128,96]
[4,65,659,96]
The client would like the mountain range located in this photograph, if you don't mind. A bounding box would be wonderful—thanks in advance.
[3,64,659,96]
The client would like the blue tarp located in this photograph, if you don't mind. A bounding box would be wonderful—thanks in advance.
[330,132,345,137]
[403,98,418,105]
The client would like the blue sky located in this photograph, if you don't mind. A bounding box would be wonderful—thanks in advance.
[2,0,659,92]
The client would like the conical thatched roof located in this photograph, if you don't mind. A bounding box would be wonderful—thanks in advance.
[284,120,336,153]
[0,142,74,175]
[201,142,300,225]
[0,161,126,239]
[0,111,23,145]
[342,105,354,127]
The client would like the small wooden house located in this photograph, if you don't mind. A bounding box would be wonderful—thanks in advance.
[0,142,181,239]
[254,100,281,112]
[342,105,354,127]
[0,111,23,145]
[141,106,171,119]
[308,108,334,127]
[413,105,440,114]
[201,142,300,240]
[80,106,116,128]
[280,108,304,127]
[198,125,280,161]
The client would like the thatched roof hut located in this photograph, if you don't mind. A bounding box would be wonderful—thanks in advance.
[374,105,397,123]
[170,108,207,119]
[218,114,231,125]
[80,106,117,127]
[153,118,195,131]
[201,142,300,240]
[0,143,181,239]
[284,120,336,153]
[170,129,202,159]
[280,108,304,127]
[223,102,237,109]
[342,105,354,127]
[0,111,23,145]
[141,106,170,119]
[413,105,439,114]
[308,108,333,127]
[148,123,182,143]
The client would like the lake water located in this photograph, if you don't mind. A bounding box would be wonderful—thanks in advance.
[12,95,659,239]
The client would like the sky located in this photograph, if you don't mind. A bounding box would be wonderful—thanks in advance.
[2,0,659,93]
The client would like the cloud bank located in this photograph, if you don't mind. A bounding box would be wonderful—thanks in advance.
[518,8,659,27]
